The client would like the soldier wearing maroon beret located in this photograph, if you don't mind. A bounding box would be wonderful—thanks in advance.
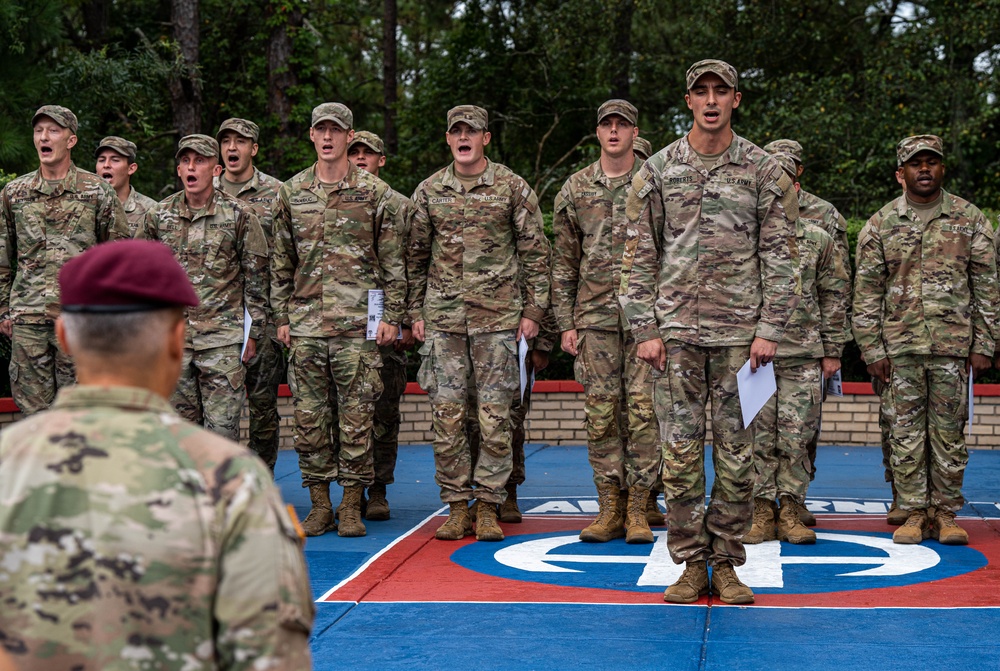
[0,238,314,670]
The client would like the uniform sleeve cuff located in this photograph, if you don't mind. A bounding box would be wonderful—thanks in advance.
[822,342,844,358]
[522,306,545,323]
[631,323,660,344]
[754,322,785,343]
[862,345,888,365]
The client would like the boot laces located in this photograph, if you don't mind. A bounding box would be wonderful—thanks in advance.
[903,511,925,528]
[936,510,958,527]
[713,564,743,589]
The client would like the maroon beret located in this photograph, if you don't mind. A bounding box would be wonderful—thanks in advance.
[59,240,199,312]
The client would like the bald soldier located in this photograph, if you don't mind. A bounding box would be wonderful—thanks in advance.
[620,60,798,604]
[0,239,313,670]
[138,134,269,441]
[214,117,286,471]
[0,105,129,415]
[854,135,998,545]
[95,135,158,235]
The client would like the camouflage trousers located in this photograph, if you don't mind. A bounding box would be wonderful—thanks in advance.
[574,328,660,490]
[881,354,968,513]
[288,336,382,488]
[873,377,895,484]
[655,342,753,567]
[752,357,822,502]
[467,353,531,487]
[173,343,245,441]
[373,345,408,485]
[417,329,518,505]
[244,335,286,471]
[9,323,75,416]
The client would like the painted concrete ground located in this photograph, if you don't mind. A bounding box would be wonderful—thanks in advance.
[274,444,1000,671]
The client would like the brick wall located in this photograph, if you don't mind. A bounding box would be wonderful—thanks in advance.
[4,381,1000,449]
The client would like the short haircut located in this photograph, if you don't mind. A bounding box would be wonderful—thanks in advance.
[61,308,183,362]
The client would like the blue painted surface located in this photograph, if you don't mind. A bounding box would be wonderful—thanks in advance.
[279,444,1000,671]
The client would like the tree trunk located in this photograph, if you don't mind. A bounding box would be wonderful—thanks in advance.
[382,0,399,154]
[80,0,110,46]
[168,0,202,138]
[609,0,634,99]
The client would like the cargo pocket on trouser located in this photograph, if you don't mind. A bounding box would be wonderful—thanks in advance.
[416,339,438,398]
[224,357,247,391]
[354,345,384,404]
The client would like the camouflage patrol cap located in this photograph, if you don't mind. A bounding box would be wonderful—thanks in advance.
[217,118,259,142]
[349,130,385,155]
[597,99,638,126]
[763,139,802,164]
[311,102,353,129]
[896,134,944,166]
[32,105,78,134]
[95,136,138,163]
[175,134,219,159]
[771,152,798,180]
[60,240,199,313]
[447,105,488,131]
[685,59,738,90]
[633,137,653,161]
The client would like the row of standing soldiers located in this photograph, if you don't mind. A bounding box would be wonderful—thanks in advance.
[1,58,996,611]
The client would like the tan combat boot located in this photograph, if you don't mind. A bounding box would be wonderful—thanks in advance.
[579,484,626,543]
[365,483,390,521]
[711,562,754,604]
[931,509,969,545]
[892,509,930,544]
[743,497,776,544]
[777,495,816,544]
[663,560,709,603]
[499,483,522,523]
[625,486,655,544]
[795,499,816,527]
[646,493,666,526]
[475,499,505,542]
[886,483,908,526]
[301,482,337,536]
[435,501,473,540]
[337,485,367,537]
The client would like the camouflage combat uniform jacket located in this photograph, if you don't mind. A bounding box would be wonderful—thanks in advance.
[798,188,851,276]
[618,134,799,346]
[216,168,284,337]
[853,190,998,363]
[139,189,268,350]
[271,162,407,337]
[552,157,643,333]
[408,159,550,334]
[0,163,129,322]
[123,186,159,236]
[0,385,314,670]
[778,219,851,359]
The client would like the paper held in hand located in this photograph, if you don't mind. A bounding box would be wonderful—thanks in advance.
[736,359,776,429]
[366,289,402,340]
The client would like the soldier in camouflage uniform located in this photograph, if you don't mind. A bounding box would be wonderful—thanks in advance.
[214,117,286,471]
[272,103,406,538]
[619,60,799,605]
[633,136,653,162]
[347,129,414,520]
[94,136,158,235]
[552,99,661,545]
[138,135,269,442]
[854,135,998,546]
[409,105,551,542]
[0,105,129,416]
[745,152,851,545]
[0,240,313,670]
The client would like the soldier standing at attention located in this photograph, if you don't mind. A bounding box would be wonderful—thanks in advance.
[620,60,799,604]
[744,152,850,545]
[0,105,129,415]
[552,99,661,544]
[272,104,406,538]
[94,135,157,235]
[214,118,286,472]
[0,239,313,670]
[408,105,551,542]
[138,135,269,441]
[346,129,414,520]
[854,135,997,545]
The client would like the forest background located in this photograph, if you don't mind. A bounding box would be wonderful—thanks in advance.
[2,0,1000,384]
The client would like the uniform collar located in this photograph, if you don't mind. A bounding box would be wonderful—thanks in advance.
[442,158,497,192]
[674,133,744,170]
[30,162,80,196]
[53,385,178,415]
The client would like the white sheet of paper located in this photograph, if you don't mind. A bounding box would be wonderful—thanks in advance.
[824,369,843,398]
[519,336,529,401]
[968,366,974,434]
[366,289,385,340]
[241,307,252,360]
[736,359,776,428]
